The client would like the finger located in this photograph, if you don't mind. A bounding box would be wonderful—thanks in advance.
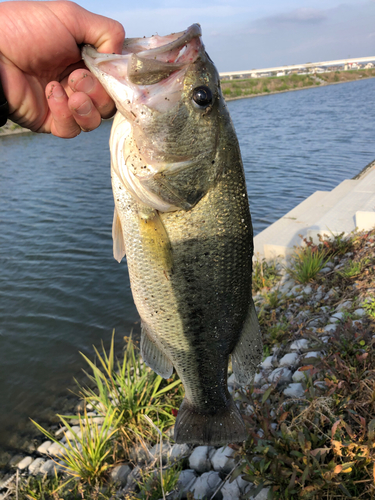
[68,69,116,119]
[68,91,102,132]
[46,81,81,138]
[50,3,125,54]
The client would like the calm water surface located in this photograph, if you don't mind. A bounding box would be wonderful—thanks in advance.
[1,78,374,454]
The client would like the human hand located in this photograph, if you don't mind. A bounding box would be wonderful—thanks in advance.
[0,1,125,137]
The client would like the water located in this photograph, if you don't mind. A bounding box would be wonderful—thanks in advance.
[0,78,374,455]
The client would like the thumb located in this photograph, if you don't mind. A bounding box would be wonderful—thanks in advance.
[50,2,125,54]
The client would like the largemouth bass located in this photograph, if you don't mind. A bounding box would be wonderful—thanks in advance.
[82,24,262,445]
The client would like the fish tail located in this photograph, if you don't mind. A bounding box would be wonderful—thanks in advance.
[174,397,246,446]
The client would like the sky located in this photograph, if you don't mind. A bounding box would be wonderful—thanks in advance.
[5,0,375,72]
[78,0,375,72]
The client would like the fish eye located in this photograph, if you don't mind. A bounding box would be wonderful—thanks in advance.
[192,86,213,108]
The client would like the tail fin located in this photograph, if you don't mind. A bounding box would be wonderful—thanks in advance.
[174,397,246,446]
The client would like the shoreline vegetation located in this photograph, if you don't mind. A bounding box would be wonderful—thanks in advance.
[0,69,374,137]
[0,226,374,499]
[222,68,375,101]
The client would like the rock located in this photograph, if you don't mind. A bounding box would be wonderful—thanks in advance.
[303,285,313,294]
[320,267,332,274]
[353,319,363,327]
[8,455,24,467]
[254,487,271,499]
[253,371,267,386]
[323,289,336,300]
[211,446,235,474]
[308,319,322,327]
[17,457,33,470]
[320,336,330,343]
[39,459,60,476]
[268,367,292,384]
[28,458,45,475]
[170,443,191,463]
[221,476,248,500]
[37,440,52,455]
[290,285,302,295]
[260,356,274,370]
[150,442,172,464]
[320,306,330,313]
[280,279,294,293]
[64,425,81,440]
[278,353,300,369]
[325,261,335,269]
[336,300,352,312]
[324,324,337,333]
[314,381,327,390]
[244,404,255,416]
[314,292,323,301]
[129,443,152,464]
[330,312,344,322]
[47,441,66,457]
[283,383,305,398]
[191,471,222,500]
[303,351,323,360]
[177,469,198,498]
[354,308,366,317]
[290,339,309,351]
[124,465,142,491]
[189,446,215,474]
[292,369,307,382]
[110,465,131,486]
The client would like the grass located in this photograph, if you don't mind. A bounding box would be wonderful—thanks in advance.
[363,298,375,319]
[76,333,183,455]
[287,245,330,284]
[220,68,375,100]
[235,325,375,499]
[338,258,371,279]
[7,227,375,499]
[232,227,375,499]
[32,407,122,487]
[253,258,280,293]
[24,334,184,497]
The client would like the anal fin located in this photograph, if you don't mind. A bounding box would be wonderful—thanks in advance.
[231,298,262,385]
[141,323,173,379]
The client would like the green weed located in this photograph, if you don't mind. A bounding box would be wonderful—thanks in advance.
[253,259,279,293]
[363,298,375,318]
[287,246,329,284]
[234,323,375,499]
[338,257,370,279]
[32,407,122,486]
[133,463,182,500]
[77,333,183,455]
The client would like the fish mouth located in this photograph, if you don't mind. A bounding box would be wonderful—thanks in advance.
[82,24,203,107]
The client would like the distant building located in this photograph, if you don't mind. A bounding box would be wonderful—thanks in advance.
[365,62,374,69]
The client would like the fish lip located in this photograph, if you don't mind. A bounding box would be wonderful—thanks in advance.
[82,23,202,65]
[135,23,202,59]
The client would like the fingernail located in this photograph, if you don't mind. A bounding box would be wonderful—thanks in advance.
[52,85,64,100]
[75,101,92,116]
[74,74,95,93]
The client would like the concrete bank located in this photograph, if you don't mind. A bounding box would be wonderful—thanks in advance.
[254,159,375,261]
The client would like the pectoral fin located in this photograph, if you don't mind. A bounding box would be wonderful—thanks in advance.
[138,206,173,274]
[141,323,174,378]
[112,207,126,263]
[231,299,262,385]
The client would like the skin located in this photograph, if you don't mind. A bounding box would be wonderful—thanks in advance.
[0,1,125,138]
